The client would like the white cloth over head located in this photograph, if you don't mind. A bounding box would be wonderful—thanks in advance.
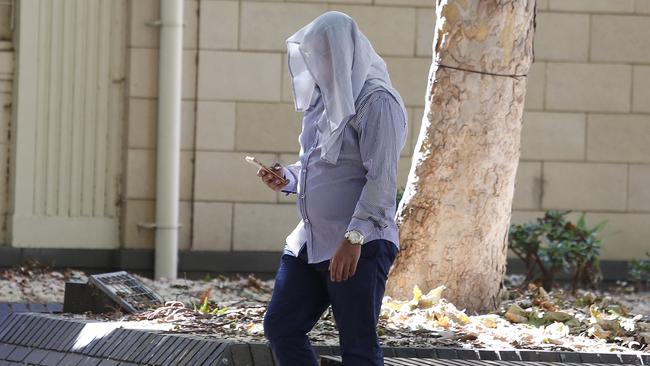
[286,11,408,165]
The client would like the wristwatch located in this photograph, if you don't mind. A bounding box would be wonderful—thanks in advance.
[344,230,364,245]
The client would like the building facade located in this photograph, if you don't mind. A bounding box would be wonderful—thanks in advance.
[0,0,649,273]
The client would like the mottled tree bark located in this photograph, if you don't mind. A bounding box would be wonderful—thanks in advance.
[386,0,536,313]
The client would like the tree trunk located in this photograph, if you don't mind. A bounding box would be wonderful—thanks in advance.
[386,0,536,313]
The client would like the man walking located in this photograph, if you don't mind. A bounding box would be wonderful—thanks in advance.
[257,11,408,366]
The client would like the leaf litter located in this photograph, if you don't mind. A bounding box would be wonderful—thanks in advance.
[1,268,648,354]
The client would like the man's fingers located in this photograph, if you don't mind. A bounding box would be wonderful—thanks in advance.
[329,259,337,282]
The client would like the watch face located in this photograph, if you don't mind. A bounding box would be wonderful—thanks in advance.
[348,231,363,244]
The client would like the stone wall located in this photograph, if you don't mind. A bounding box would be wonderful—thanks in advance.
[123,0,650,260]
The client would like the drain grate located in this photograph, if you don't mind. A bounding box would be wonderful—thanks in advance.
[88,271,163,313]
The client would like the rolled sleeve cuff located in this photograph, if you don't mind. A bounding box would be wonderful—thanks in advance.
[280,167,298,195]
[346,217,377,242]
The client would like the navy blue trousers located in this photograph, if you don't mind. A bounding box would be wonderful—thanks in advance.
[263,239,398,366]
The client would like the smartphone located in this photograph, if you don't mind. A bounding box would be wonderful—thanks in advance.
[244,156,289,185]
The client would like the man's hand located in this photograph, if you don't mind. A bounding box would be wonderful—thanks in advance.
[329,239,362,282]
[257,165,288,192]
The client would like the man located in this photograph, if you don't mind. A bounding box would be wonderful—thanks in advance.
[256,11,407,366]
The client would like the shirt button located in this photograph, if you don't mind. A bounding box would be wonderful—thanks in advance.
[302,169,307,173]
[300,194,305,199]
[304,219,310,224]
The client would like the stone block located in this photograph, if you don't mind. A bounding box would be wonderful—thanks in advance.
[592,15,650,63]
[398,156,412,189]
[416,9,436,57]
[549,0,635,13]
[196,101,236,150]
[629,164,650,212]
[235,103,302,153]
[524,62,545,110]
[587,114,650,163]
[127,99,195,150]
[126,149,156,199]
[128,49,197,99]
[123,200,155,248]
[637,0,650,13]
[240,3,327,51]
[511,210,545,225]
[233,203,300,251]
[513,162,542,210]
[199,1,239,49]
[383,57,430,107]
[281,53,294,103]
[328,5,416,56]
[195,151,278,202]
[534,12,589,61]
[546,63,631,112]
[407,107,425,156]
[179,201,192,250]
[129,0,198,48]
[521,112,586,160]
[198,51,282,102]
[542,162,627,211]
[192,202,233,251]
[582,212,650,260]
[633,66,650,113]
[126,149,194,200]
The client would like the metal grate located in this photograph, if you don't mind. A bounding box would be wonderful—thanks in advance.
[88,271,163,313]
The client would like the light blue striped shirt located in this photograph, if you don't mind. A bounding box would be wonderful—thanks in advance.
[282,89,407,263]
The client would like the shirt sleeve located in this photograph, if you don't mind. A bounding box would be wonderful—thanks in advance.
[346,92,407,239]
[281,161,301,195]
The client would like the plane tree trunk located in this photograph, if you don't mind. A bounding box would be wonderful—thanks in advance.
[386,0,537,313]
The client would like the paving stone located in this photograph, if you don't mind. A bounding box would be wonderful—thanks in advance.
[42,319,71,349]
[6,345,30,362]
[0,316,20,341]
[499,350,520,361]
[173,338,206,366]
[111,331,145,360]
[46,303,63,313]
[23,349,48,364]
[621,353,642,365]
[101,328,131,359]
[538,351,561,362]
[122,332,156,360]
[0,344,16,360]
[28,303,47,313]
[415,348,437,358]
[578,353,602,363]
[97,360,120,366]
[138,334,170,364]
[201,342,230,365]
[17,316,45,345]
[436,348,458,359]
[151,335,186,365]
[78,356,103,366]
[40,350,66,366]
[6,315,36,344]
[128,333,160,363]
[478,350,499,360]
[9,303,27,312]
[394,347,418,358]
[57,323,86,351]
[181,340,214,366]
[250,343,274,366]
[29,317,58,347]
[559,352,581,362]
[519,350,539,361]
[160,337,194,366]
[599,352,622,363]
[58,353,86,366]
[230,343,253,365]
[92,329,123,358]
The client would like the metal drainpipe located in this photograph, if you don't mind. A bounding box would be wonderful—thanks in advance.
[154,0,183,280]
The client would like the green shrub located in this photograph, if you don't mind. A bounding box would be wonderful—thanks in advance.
[508,210,607,292]
[628,252,650,285]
